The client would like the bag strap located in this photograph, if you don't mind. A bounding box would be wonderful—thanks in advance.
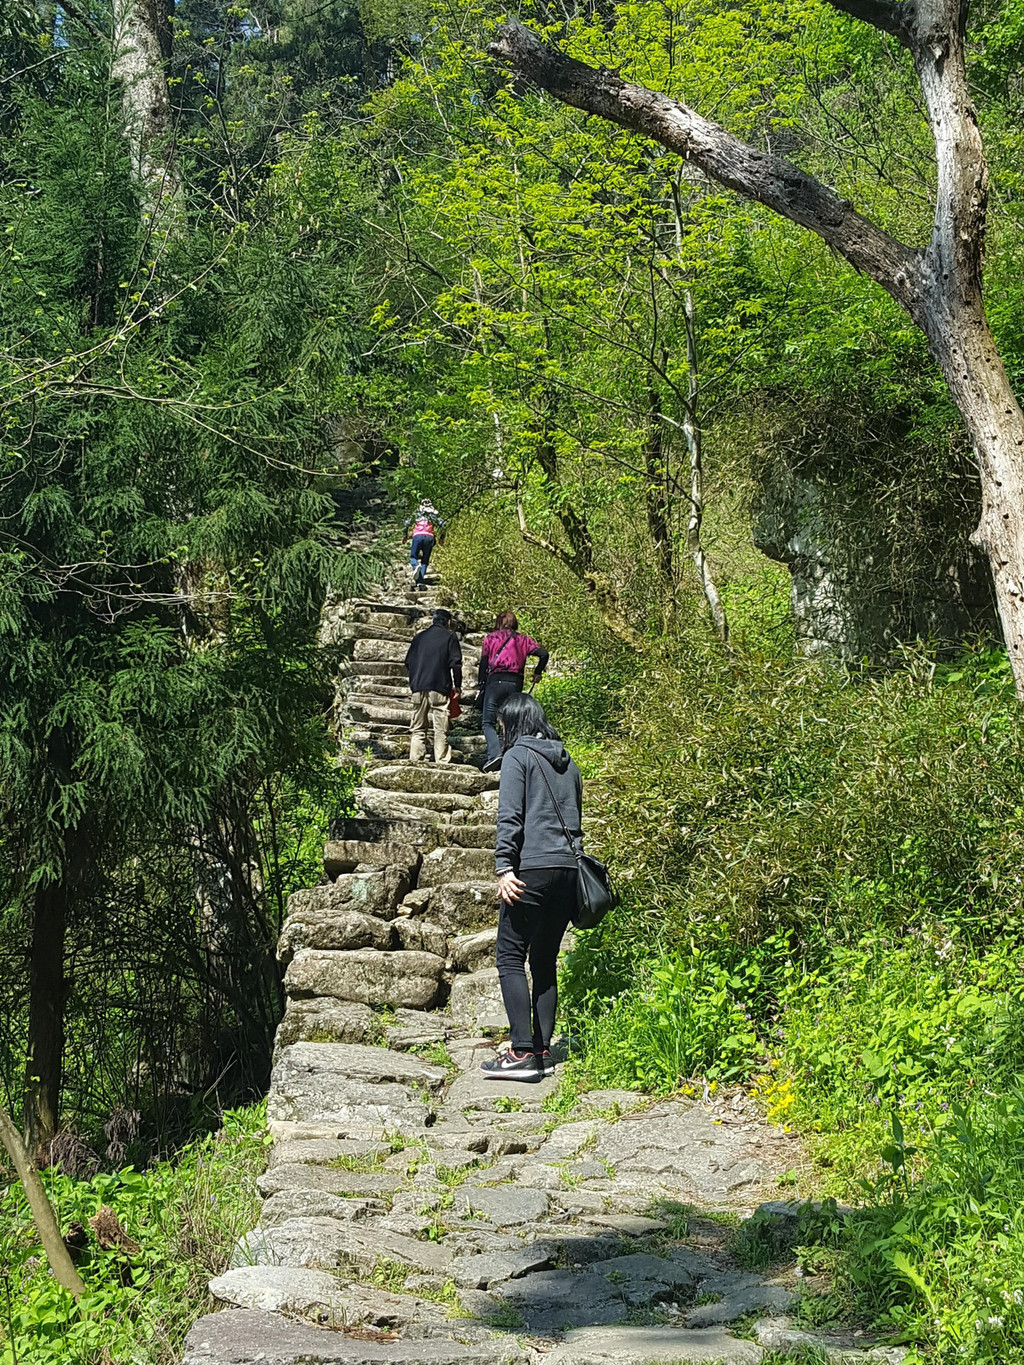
[529,751,580,854]
[489,631,517,672]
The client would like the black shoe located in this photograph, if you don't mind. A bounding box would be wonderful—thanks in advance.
[482,756,502,773]
[480,1049,541,1082]
[537,1050,555,1078]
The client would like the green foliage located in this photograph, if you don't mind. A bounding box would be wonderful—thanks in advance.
[0,1105,268,1364]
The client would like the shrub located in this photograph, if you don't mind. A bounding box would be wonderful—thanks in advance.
[0,1105,268,1365]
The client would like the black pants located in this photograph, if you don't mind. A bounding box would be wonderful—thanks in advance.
[482,674,520,763]
[495,867,575,1052]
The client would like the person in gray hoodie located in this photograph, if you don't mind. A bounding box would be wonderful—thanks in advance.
[481,693,583,1082]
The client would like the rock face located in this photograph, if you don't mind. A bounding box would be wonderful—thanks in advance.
[189,551,807,1365]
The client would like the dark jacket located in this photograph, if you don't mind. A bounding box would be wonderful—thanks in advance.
[405,623,462,695]
[495,736,583,874]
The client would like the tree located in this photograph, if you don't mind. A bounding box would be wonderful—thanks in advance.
[489,0,1024,694]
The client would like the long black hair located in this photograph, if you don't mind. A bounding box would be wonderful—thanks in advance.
[498,692,560,753]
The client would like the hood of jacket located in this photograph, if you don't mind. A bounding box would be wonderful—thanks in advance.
[516,735,571,773]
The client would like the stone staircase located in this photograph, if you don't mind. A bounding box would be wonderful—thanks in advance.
[182,550,903,1365]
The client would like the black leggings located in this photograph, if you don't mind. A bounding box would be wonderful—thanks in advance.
[495,867,575,1052]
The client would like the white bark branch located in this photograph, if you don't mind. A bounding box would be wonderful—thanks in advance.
[487,19,922,313]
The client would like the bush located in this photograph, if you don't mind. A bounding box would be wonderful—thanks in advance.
[0,1105,269,1365]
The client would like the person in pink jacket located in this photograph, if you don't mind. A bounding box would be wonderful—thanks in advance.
[477,610,549,771]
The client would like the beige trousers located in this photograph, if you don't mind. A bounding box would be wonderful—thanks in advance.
[410,690,451,763]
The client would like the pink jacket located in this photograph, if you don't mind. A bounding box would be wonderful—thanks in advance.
[478,630,549,683]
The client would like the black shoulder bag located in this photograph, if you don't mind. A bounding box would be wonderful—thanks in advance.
[532,757,617,931]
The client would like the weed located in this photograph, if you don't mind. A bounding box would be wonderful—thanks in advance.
[649,1200,691,1239]
[492,1097,523,1114]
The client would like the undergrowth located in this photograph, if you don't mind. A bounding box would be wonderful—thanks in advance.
[540,636,1024,1361]
[0,1105,268,1365]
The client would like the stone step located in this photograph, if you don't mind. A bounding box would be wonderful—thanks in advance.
[285,947,447,1010]
[418,844,496,887]
[344,661,408,680]
[183,1308,526,1365]
[363,764,498,797]
[349,701,411,724]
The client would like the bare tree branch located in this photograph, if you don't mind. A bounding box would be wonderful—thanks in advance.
[487,19,922,312]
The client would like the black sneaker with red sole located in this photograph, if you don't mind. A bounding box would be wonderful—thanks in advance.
[480,1050,541,1082]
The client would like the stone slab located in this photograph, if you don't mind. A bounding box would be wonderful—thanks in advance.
[449,1241,558,1288]
[274,1042,447,1091]
[258,1164,405,1198]
[454,1186,549,1227]
[429,882,497,931]
[365,764,498,796]
[418,846,495,887]
[450,929,498,973]
[285,948,446,1010]
[324,841,422,877]
[278,910,394,963]
[183,1309,526,1364]
[448,968,509,1031]
[543,1325,763,1364]
[445,1068,559,1110]
[236,1217,453,1277]
[275,1000,378,1053]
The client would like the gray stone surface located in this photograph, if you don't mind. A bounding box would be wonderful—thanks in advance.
[454,1185,549,1227]
[260,1191,384,1226]
[445,1067,559,1110]
[274,1000,377,1052]
[685,1271,795,1327]
[285,948,446,1010]
[429,882,496,931]
[274,1042,447,1091]
[286,872,408,923]
[323,840,421,878]
[393,918,448,957]
[418,846,495,888]
[592,1103,766,1200]
[208,1266,348,1317]
[270,1137,389,1168]
[449,1241,558,1288]
[258,1163,404,1198]
[278,909,394,963]
[267,1043,444,1129]
[236,1217,453,1276]
[449,929,498,973]
[448,968,508,1031]
[385,1008,447,1050]
[183,1309,526,1364]
[364,764,498,796]
[494,1252,700,1332]
[543,1326,763,1364]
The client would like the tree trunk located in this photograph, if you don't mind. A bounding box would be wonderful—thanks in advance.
[23,826,92,1156]
[644,383,676,628]
[23,876,67,1155]
[0,1107,86,1297]
[924,301,1024,679]
[681,291,729,645]
[111,0,180,210]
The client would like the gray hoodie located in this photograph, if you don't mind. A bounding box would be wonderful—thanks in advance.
[494,737,583,874]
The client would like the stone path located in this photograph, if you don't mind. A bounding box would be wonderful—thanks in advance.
[183,556,904,1365]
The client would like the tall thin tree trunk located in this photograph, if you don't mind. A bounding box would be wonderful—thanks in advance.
[645,382,676,630]
[23,825,92,1155]
[682,291,729,645]
[23,875,66,1154]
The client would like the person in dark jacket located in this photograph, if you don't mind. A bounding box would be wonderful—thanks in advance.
[477,610,549,772]
[481,693,583,1082]
[404,609,462,762]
